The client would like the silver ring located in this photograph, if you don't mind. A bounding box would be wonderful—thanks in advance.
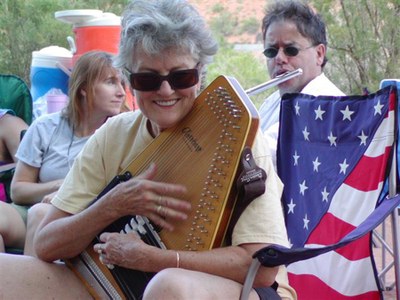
[157,205,163,214]
[158,195,163,205]
[99,254,105,264]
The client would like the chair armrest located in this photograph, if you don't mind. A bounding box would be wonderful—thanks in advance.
[0,163,16,173]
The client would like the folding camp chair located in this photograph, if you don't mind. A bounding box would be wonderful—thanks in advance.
[241,85,400,299]
[0,74,33,125]
[0,74,33,203]
[372,79,400,295]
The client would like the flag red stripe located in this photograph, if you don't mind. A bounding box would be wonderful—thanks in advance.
[284,91,395,300]
[335,234,371,259]
[344,147,391,191]
[308,212,353,244]
[288,273,380,300]
[307,212,371,260]
[389,91,396,111]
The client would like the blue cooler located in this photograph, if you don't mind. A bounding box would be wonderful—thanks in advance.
[30,46,72,102]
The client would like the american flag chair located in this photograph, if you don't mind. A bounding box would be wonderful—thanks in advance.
[372,79,400,298]
[241,85,400,300]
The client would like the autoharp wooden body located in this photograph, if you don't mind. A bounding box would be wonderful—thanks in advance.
[66,75,259,299]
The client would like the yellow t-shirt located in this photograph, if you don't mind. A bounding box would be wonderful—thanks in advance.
[52,110,296,299]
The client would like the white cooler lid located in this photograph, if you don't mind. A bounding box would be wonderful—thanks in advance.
[32,46,72,58]
[55,10,120,27]
[32,46,72,69]
[55,9,103,25]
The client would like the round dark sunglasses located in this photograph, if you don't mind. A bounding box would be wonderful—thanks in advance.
[127,66,199,92]
[263,45,314,59]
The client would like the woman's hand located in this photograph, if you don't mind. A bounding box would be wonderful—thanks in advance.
[94,231,158,272]
[102,163,191,231]
[41,179,64,203]
[51,179,64,191]
[42,190,58,203]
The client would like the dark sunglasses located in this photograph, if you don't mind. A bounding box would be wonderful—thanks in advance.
[127,65,200,92]
[263,45,314,59]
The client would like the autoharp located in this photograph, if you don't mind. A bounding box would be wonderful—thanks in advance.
[66,70,303,299]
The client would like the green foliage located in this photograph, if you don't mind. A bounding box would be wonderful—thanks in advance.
[0,0,128,85]
[2,0,399,99]
[239,17,260,35]
[0,0,65,82]
[206,45,270,108]
[313,0,400,94]
[211,3,224,14]
[209,11,238,38]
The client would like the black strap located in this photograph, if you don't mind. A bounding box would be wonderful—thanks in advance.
[226,147,267,244]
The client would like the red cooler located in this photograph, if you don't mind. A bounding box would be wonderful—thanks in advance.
[55,10,121,65]
[55,9,136,110]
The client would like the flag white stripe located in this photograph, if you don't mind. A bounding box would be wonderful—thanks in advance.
[288,251,377,296]
[364,110,394,157]
[330,182,383,226]
[328,109,393,226]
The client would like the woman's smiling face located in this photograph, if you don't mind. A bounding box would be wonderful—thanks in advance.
[131,48,201,137]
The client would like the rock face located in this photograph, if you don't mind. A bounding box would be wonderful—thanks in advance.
[189,0,267,44]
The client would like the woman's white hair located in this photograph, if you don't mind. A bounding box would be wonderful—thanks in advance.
[114,0,218,71]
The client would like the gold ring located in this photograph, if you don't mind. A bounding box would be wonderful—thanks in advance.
[157,205,163,214]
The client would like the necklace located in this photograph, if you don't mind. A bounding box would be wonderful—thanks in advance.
[67,125,75,169]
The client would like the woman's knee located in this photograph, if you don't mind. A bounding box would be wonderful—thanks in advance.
[143,268,194,299]
[0,202,25,248]
[0,202,23,232]
[27,203,50,227]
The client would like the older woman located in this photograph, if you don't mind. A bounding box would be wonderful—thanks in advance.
[0,1,295,299]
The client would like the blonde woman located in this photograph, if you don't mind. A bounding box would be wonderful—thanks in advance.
[0,51,126,253]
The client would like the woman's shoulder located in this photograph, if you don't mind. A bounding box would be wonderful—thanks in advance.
[90,111,144,143]
[31,112,63,128]
[22,113,63,139]
[103,110,143,129]
[21,112,67,143]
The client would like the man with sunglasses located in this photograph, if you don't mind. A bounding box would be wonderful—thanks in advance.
[259,0,345,167]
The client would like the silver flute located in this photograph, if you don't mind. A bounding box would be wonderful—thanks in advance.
[245,68,303,96]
